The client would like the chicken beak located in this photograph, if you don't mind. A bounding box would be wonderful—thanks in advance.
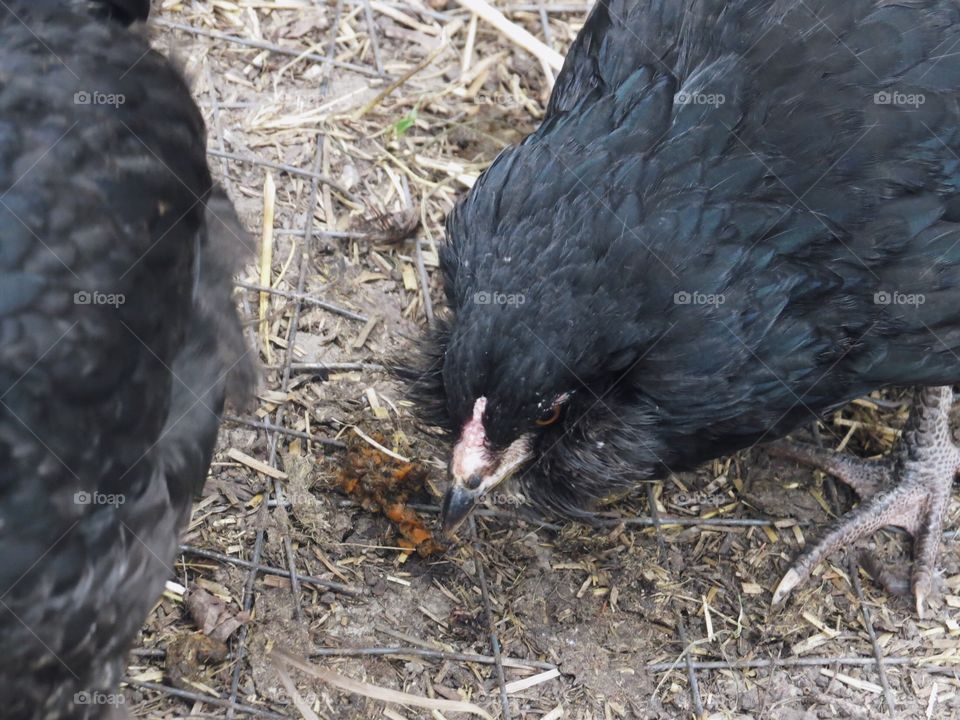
[444,418,535,538]
[440,483,480,536]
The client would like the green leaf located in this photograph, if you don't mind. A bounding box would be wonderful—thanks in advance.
[393,108,418,136]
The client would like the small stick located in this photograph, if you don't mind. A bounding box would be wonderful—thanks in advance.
[227,448,287,480]
[849,557,897,715]
[469,516,511,720]
[290,362,386,373]
[272,649,493,719]
[320,0,345,96]
[179,544,361,597]
[222,414,346,449]
[226,527,265,718]
[362,0,385,75]
[258,173,276,363]
[154,19,382,78]
[208,149,358,201]
[401,175,435,328]
[677,621,704,718]
[125,680,287,719]
[355,19,465,118]
[647,655,928,671]
[310,645,557,671]
[351,426,410,462]
[415,237,434,328]
[451,0,564,73]
[645,482,666,560]
[503,668,561,694]
[405,502,800,529]
[236,281,368,323]
[282,515,304,622]
[276,666,320,720]
[462,13,479,74]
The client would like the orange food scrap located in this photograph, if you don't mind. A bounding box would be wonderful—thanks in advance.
[336,432,443,556]
[406,525,432,545]
[393,464,415,482]
[384,503,408,524]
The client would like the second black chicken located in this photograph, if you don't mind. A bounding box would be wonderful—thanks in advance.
[0,1,252,716]
[408,0,960,615]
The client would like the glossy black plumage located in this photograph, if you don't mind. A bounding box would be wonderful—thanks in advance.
[0,2,251,717]
[408,0,960,516]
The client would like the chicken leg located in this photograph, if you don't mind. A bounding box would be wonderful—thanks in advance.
[768,386,959,617]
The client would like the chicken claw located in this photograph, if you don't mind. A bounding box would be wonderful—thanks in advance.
[768,386,959,616]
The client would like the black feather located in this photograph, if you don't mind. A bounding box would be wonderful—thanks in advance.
[395,314,457,440]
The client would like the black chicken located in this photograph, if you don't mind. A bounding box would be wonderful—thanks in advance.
[408,0,960,615]
[0,1,252,716]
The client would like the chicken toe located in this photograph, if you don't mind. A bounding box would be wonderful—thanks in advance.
[769,386,959,616]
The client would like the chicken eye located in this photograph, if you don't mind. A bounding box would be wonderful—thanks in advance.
[535,403,563,427]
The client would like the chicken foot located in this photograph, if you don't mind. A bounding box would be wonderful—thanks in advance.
[768,386,958,617]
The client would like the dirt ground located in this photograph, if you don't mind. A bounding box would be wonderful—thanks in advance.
[129,1,960,718]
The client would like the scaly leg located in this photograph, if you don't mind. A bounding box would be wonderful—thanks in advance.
[767,386,960,617]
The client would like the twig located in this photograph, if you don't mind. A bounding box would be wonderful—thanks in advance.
[469,516,511,720]
[290,362,386,373]
[311,645,557,671]
[645,482,666,560]
[276,665,321,720]
[126,680,287,719]
[503,668,561,694]
[321,0,346,95]
[450,0,563,74]
[406,502,802,529]
[227,138,327,718]
[354,19,465,117]
[677,621,704,718]
[362,0,385,75]
[226,518,265,719]
[236,281,368,323]
[155,18,382,78]
[647,655,938,671]
[273,139,329,624]
[272,649,493,719]
[351,426,410,462]
[414,236,434,327]
[179,545,361,597]
[208,149,359,202]
[462,12,478,73]
[222,415,346,449]
[849,557,897,716]
[536,0,553,46]
[259,173,276,362]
